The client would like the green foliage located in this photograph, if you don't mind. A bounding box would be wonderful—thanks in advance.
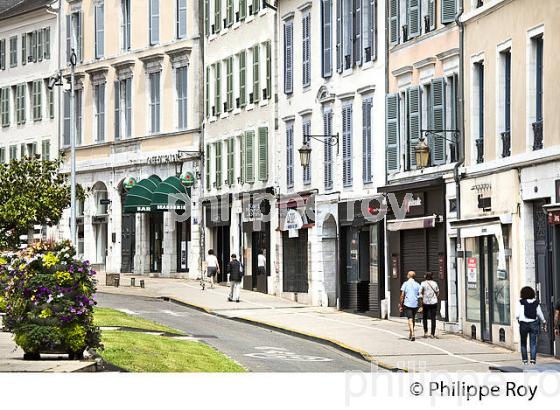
[0,157,84,250]
[62,324,87,353]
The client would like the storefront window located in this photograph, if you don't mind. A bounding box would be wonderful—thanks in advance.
[492,232,510,325]
[465,237,481,322]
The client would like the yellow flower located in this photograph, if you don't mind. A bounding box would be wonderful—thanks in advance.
[54,271,72,286]
[0,257,7,265]
[39,308,51,319]
[43,253,59,268]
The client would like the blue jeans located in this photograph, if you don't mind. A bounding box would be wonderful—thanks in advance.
[519,321,539,362]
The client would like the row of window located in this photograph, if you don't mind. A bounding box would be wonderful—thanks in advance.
[205,41,272,118]
[286,96,374,191]
[0,81,55,127]
[61,65,189,146]
[204,0,265,37]
[471,34,544,163]
[0,140,51,163]
[67,0,188,63]
[0,27,51,70]
[386,75,458,173]
[205,127,269,190]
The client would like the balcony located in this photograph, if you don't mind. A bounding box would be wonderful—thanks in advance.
[532,121,543,151]
[501,130,511,158]
[475,138,484,164]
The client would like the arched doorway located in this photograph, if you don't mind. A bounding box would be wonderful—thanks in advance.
[322,215,338,307]
[91,181,109,269]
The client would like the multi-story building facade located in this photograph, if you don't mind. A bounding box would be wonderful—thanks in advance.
[59,0,203,278]
[458,0,560,354]
[201,0,277,294]
[0,0,58,168]
[275,0,386,311]
[383,0,462,324]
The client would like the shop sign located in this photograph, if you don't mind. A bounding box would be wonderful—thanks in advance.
[284,209,304,230]
[146,153,188,165]
[547,210,560,225]
[403,192,425,217]
[467,257,477,289]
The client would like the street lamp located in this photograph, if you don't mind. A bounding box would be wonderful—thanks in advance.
[414,137,430,169]
[417,129,461,168]
[298,143,312,167]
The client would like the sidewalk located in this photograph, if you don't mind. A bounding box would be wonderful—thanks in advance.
[0,331,97,372]
[97,274,560,372]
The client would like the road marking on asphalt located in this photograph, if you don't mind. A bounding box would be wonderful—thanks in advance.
[161,309,183,317]
[311,315,499,367]
[117,308,138,315]
[244,346,333,362]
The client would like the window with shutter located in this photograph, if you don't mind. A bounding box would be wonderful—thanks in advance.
[431,78,446,165]
[353,0,362,66]
[240,0,247,20]
[21,34,26,66]
[31,31,37,62]
[239,50,246,107]
[342,103,353,187]
[77,12,83,62]
[215,63,221,114]
[205,66,210,117]
[215,142,222,189]
[302,118,311,184]
[321,0,332,78]
[0,40,5,70]
[9,37,17,67]
[336,0,343,72]
[386,94,400,172]
[407,86,421,169]
[214,0,222,32]
[343,0,352,69]
[323,109,333,189]
[205,144,211,190]
[441,0,456,24]
[226,0,234,26]
[428,0,435,31]
[284,21,293,94]
[302,13,311,87]
[204,0,210,35]
[95,83,105,142]
[362,97,372,183]
[149,72,161,134]
[121,0,131,50]
[258,127,268,181]
[177,66,188,129]
[252,0,260,14]
[240,134,245,183]
[226,57,233,111]
[227,138,234,186]
[1,88,9,127]
[95,3,105,58]
[114,81,120,140]
[407,0,420,38]
[177,0,187,38]
[362,0,376,62]
[76,89,83,145]
[245,130,255,183]
[37,30,43,62]
[125,79,132,138]
[42,140,50,160]
[253,45,260,102]
[149,0,160,45]
[265,41,271,99]
[389,0,399,45]
[32,80,42,122]
[286,123,294,188]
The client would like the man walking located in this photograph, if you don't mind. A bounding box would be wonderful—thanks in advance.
[227,254,243,303]
[400,271,421,341]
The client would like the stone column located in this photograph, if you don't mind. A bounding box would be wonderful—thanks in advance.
[161,212,177,278]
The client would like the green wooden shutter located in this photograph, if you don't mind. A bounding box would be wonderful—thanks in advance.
[240,134,245,183]
[386,93,400,172]
[214,0,221,33]
[205,66,210,117]
[227,138,234,186]
[226,57,233,111]
[407,0,421,38]
[431,78,446,164]
[441,0,456,24]
[215,63,221,114]
[407,86,421,169]
[205,144,211,189]
[389,0,399,45]
[21,34,26,66]
[245,130,255,183]
[252,0,260,14]
[428,0,435,30]
[239,0,246,20]
[265,41,271,99]
[215,142,222,189]
[239,50,246,107]
[226,0,234,26]
[253,45,259,103]
[258,127,268,181]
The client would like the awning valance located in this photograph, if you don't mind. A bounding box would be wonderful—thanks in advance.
[387,215,438,232]
[123,175,161,213]
[150,176,191,211]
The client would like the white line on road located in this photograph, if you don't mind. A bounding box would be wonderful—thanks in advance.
[161,309,183,317]
[117,308,138,315]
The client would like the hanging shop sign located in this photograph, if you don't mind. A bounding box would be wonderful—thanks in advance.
[123,176,137,191]
[180,171,196,187]
[284,209,304,230]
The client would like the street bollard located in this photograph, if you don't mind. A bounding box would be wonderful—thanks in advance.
[131,277,136,287]
[140,280,145,288]
[114,277,120,288]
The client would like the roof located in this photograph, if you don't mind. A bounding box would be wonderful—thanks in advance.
[0,0,53,21]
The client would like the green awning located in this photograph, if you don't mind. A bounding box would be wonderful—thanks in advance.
[150,176,191,211]
[123,175,161,213]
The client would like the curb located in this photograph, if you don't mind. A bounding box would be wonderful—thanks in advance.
[161,295,406,372]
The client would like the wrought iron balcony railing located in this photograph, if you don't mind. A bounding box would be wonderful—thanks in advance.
[532,121,543,151]
[476,138,484,164]
[501,130,511,158]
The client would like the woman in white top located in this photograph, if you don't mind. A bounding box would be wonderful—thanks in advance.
[515,286,547,365]
[257,249,266,276]
[420,272,439,338]
[204,249,220,289]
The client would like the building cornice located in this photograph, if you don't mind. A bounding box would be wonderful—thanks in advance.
[392,65,413,78]
[412,57,436,70]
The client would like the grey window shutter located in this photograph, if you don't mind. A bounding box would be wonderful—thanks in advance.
[37,30,43,62]
[204,0,210,35]
[336,0,343,72]
[386,93,400,172]
[205,144,211,189]
[98,84,105,141]
[362,98,372,182]
[265,41,271,98]
[31,31,37,62]
[302,13,311,86]
[389,0,399,46]
[227,138,234,186]
[205,66,210,117]
[114,81,121,140]
[240,134,245,183]
[150,0,160,45]
[441,0,456,24]
[362,0,375,62]
[215,0,221,32]
[343,0,352,68]
[44,27,50,60]
[177,0,187,38]
[215,142,222,189]
[323,110,333,189]
[95,4,104,58]
[284,21,293,94]
[321,0,333,78]
[125,79,132,137]
[431,78,446,164]
[302,119,311,184]
[78,12,83,62]
[226,0,233,26]
[239,50,246,106]
[245,131,255,183]
[226,57,233,111]
[252,0,260,14]
[258,127,268,181]
[253,45,260,102]
[407,86,421,169]
[428,0,435,30]
[0,40,4,70]
[354,0,362,66]
[240,0,246,20]
[286,124,294,188]
[21,34,26,65]
[215,63,221,114]
[407,0,421,38]
[64,91,71,146]
[342,103,353,187]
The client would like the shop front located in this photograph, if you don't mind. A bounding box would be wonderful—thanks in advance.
[203,194,232,283]
[382,178,448,319]
[454,170,518,347]
[337,199,384,317]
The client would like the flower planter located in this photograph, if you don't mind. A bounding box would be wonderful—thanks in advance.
[1,241,102,360]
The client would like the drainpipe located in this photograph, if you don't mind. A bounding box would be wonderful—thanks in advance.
[198,0,206,278]
[453,2,465,324]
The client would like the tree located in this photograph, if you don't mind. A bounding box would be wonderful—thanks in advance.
[0,157,77,250]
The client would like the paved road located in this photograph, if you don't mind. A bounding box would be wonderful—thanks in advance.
[96,292,376,372]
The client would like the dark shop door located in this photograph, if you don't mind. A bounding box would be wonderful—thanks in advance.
[121,214,135,273]
[282,230,308,293]
[215,225,230,283]
[176,220,190,273]
[252,228,269,293]
[149,213,163,273]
